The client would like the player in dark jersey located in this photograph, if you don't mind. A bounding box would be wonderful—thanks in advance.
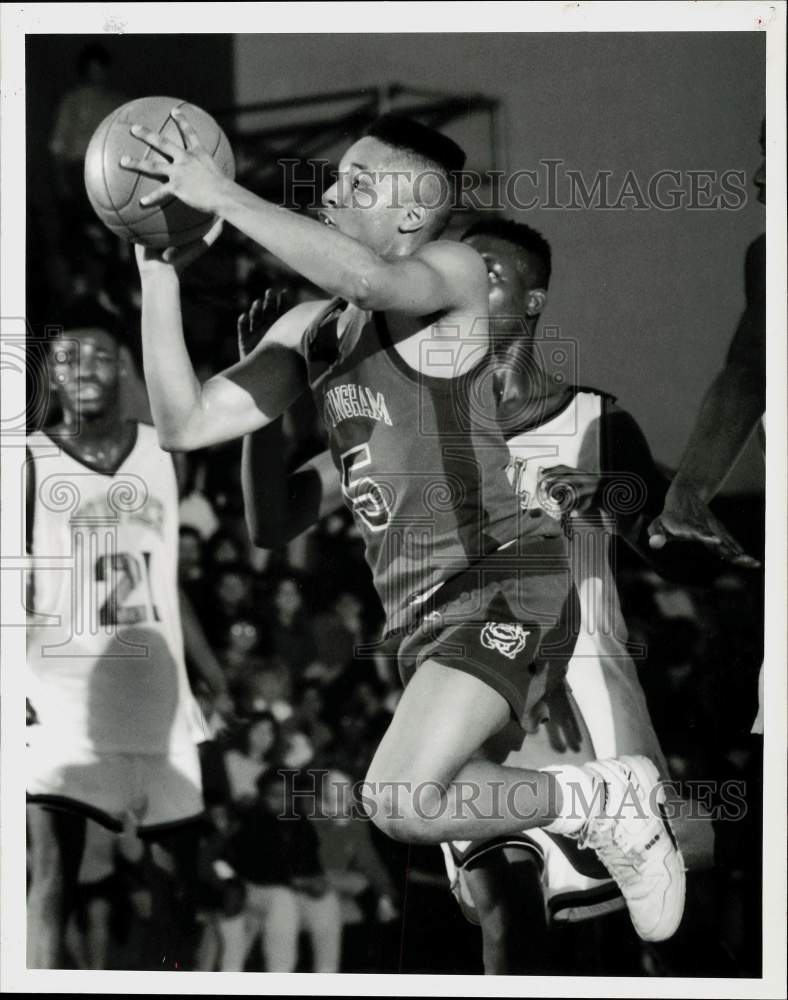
[125,111,685,942]
[239,220,719,973]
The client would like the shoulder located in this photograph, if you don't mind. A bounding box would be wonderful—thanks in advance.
[415,240,487,280]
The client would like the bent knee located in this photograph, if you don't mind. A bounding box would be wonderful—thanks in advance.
[362,774,447,844]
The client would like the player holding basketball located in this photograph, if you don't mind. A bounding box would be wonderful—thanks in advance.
[26,297,226,969]
[123,111,685,942]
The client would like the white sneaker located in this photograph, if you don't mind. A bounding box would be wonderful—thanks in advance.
[573,755,686,942]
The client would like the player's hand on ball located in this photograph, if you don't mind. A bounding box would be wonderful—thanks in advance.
[120,106,230,215]
[134,218,223,276]
[648,486,760,568]
[237,288,292,358]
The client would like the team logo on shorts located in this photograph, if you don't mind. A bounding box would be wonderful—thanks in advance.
[480,622,530,660]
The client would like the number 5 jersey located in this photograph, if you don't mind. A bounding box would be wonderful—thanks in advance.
[26,422,196,755]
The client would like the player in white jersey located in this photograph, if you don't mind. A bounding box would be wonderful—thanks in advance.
[26,297,221,969]
[438,220,720,971]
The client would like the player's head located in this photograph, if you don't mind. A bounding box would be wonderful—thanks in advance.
[461,218,551,325]
[48,297,124,420]
[320,114,465,255]
[754,117,765,205]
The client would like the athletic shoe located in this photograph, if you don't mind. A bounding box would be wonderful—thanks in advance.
[572,754,686,942]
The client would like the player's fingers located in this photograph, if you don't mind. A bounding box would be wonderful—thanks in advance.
[130,122,182,160]
[237,311,250,339]
[139,184,173,208]
[202,217,224,248]
[119,154,171,179]
[170,106,202,151]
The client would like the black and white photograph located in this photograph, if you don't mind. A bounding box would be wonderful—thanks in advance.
[1,3,785,995]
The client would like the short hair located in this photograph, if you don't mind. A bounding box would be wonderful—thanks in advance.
[55,296,124,346]
[462,218,552,289]
[364,114,466,175]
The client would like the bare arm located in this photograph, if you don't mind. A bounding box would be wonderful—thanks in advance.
[648,264,764,567]
[136,236,323,452]
[123,109,485,315]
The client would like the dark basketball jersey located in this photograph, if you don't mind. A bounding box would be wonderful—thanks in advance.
[302,298,562,630]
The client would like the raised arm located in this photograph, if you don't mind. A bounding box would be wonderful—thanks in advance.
[122,109,485,316]
[135,235,325,452]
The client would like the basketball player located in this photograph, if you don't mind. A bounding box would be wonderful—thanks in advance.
[237,220,706,973]
[124,111,685,942]
[25,297,224,969]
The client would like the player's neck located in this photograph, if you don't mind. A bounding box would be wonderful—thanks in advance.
[494,335,571,429]
[53,411,135,469]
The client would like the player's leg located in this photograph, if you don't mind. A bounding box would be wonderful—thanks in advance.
[364,658,578,844]
[137,749,207,969]
[26,804,87,968]
[144,820,205,970]
[462,847,549,975]
[365,657,685,942]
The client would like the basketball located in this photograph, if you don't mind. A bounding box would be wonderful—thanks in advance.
[83,96,236,248]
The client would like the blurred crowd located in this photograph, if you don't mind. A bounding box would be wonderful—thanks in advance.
[27,45,765,975]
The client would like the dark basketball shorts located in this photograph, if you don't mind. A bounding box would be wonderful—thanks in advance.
[384,536,579,732]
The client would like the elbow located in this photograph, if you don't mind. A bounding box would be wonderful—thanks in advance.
[156,426,201,453]
[345,257,382,310]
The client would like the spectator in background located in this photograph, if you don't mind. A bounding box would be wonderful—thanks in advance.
[178,526,206,589]
[223,712,283,809]
[267,574,322,683]
[315,769,400,972]
[178,459,221,543]
[194,804,248,972]
[49,44,124,233]
[205,563,256,648]
[292,683,336,767]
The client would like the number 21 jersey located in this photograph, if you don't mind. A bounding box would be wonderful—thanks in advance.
[26,423,194,755]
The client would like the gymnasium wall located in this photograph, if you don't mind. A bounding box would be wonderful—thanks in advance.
[233,32,766,493]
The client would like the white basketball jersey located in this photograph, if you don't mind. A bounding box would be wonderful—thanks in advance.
[26,423,195,754]
[505,389,666,769]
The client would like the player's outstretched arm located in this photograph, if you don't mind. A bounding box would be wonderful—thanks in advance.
[237,296,341,547]
[122,108,484,315]
[648,299,764,568]
[136,240,321,452]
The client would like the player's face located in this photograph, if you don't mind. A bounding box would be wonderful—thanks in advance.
[49,328,120,419]
[320,137,415,255]
[462,234,531,318]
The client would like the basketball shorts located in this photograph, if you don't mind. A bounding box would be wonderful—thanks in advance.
[385,537,579,732]
[26,725,204,837]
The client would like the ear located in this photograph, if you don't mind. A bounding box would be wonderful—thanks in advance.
[399,203,427,235]
[524,288,547,317]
